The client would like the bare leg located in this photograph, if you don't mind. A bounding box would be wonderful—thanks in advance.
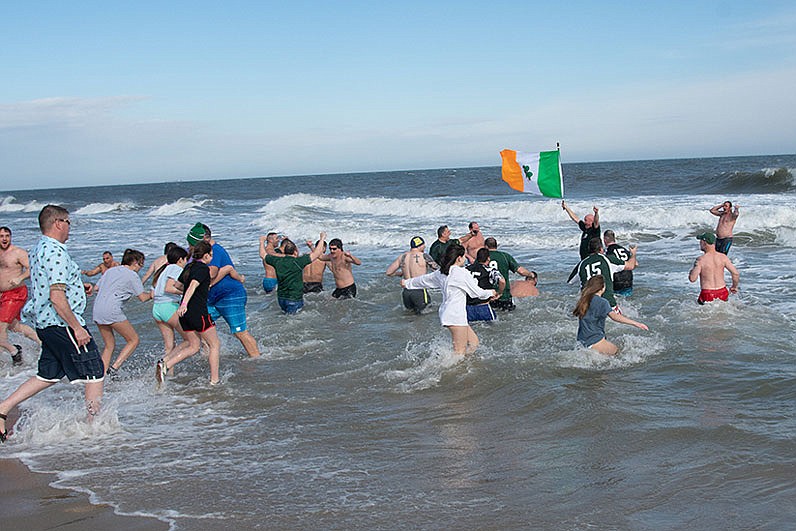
[155,320,176,356]
[9,320,40,344]
[201,327,222,383]
[590,338,619,356]
[447,325,479,355]
[0,322,15,354]
[0,377,57,435]
[97,324,116,370]
[163,332,201,369]
[234,330,260,358]
[84,381,103,421]
[107,321,139,370]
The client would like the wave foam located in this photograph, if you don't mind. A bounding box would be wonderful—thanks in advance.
[0,196,45,213]
[148,198,209,217]
[75,202,136,215]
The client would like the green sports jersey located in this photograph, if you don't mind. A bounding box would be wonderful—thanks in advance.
[265,254,312,301]
[487,249,519,301]
[577,253,625,307]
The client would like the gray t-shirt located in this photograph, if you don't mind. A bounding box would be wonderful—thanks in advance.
[153,264,183,305]
[577,295,612,347]
[92,266,144,324]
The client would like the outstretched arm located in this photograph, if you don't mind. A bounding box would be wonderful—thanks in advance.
[562,201,579,223]
[592,206,600,228]
[309,232,328,261]
[608,311,648,331]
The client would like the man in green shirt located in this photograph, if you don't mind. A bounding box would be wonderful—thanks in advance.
[429,225,475,264]
[265,232,326,314]
[571,237,637,311]
[484,237,535,312]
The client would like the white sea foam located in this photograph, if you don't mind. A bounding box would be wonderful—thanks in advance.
[75,202,136,215]
[0,195,45,213]
[148,197,209,216]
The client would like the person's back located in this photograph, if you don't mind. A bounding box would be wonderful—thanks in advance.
[695,248,733,289]
[689,231,739,304]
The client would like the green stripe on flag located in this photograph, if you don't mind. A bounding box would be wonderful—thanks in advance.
[537,150,563,198]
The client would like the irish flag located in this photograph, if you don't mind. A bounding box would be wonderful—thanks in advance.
[500,148,564,198]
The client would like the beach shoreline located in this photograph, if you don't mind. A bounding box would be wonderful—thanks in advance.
[0,456,168,531]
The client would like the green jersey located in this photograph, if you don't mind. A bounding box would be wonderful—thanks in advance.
[576,253,625,307]
[487,249,520,301]
[265,254,312,301]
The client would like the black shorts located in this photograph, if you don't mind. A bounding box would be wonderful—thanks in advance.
[36,325,104,383]
[303,282,324,293]
[332,283,357,299]
[179,312,215,333]
[402,288,429,314]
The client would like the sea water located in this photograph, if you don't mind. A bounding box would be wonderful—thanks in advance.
[1,155,795,529]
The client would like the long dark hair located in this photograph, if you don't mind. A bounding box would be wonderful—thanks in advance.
[440,243,465,275]
[152,246,189,287]
[573,275,605,318]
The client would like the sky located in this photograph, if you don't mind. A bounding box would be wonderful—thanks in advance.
[1,0,795,190]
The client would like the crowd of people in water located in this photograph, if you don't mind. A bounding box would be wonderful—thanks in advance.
[0,200,741,441]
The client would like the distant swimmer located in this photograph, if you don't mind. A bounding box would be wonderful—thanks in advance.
[303,239,328,293]
[603,230,636,297]
[562,201,601,260]
[573,275,648,356]
[465,248,504,323]
[82,251,119,277]
[709,201,740,254]
[259,233,282,293]
[689,231,740,304]
[320,238,361,299]
[402,244,495,355]
[463,221,485,264]
[429,225,475,265]
[386,236,439,314]
[0,226,40,365]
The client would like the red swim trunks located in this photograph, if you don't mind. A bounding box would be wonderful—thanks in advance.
[697,286,729,305]
[0,285,28,323]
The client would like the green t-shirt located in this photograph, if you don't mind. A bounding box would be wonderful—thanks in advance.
[487,249,519,301]
[265,254,312,301]
[429,238,460,264]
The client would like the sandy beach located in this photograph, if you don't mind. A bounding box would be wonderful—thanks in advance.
[1,407,166,531]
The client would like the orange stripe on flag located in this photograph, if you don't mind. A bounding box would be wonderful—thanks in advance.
[500,149,524,192]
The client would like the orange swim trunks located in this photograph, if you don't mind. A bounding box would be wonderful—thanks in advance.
[0,285,28,323]
[697,286,729,305]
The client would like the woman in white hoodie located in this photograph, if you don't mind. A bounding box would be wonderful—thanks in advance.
[402,243,495,355]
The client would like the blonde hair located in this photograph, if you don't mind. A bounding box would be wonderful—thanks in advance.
[572,275,605,318]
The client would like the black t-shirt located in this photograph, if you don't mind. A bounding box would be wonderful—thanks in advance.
[178,261,211,314]
[606,243,633,290]
[578,221,601,259]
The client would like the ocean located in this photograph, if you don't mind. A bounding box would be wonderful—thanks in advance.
[1,154,795,530]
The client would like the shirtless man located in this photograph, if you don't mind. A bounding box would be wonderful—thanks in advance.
[710,201,740,255]
[259,233,282,293]
[463,222,485,264]
[319,238,361,299]
[0,227,39,365]
[303,239,328,293]
[82,251,119,277]
[689,231,740,304]
[386,236,439,313]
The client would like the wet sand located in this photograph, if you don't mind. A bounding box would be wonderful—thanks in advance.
[0,457,168,530]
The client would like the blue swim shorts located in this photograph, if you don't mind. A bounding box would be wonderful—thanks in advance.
[152,301,179,322]
[208,291,248,333]
[36,325,104,383]
[262,277,278,293]
[466,304,497,323]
